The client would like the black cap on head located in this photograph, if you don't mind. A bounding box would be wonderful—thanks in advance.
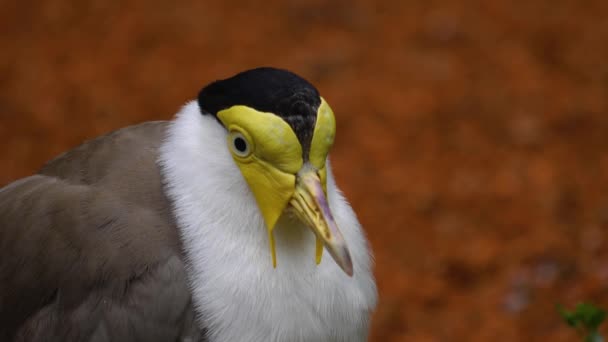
[198,67,321,156]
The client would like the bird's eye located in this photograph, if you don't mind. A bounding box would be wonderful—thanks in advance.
[229,132,251,157]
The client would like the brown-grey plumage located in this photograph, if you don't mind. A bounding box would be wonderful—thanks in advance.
[0,122,205,341]
[0,68,378,342]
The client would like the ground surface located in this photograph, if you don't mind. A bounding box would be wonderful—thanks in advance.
[1,1,608,340]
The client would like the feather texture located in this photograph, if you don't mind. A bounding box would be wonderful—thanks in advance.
[0,100,376,342]
[160,102,377,342]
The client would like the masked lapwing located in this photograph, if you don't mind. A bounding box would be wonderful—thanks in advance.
[0,67,377,342]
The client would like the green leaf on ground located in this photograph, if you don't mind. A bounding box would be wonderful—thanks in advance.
[558,303,606,342]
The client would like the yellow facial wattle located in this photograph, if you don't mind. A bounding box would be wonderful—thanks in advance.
[217,99,352,276]
[309,98,336,170]
[218,105,302,267]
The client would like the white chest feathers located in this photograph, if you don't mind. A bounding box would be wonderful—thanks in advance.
[160,102,377,342]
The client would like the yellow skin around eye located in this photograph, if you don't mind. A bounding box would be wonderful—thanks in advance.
[309,98,336,171]
[218,105,303,233]
[217,101,337,268]
[309,98,336,194]
[219,105,303,173]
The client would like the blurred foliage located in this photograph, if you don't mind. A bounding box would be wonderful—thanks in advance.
[559,303,606,342]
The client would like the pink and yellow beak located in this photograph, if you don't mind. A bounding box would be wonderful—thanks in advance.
[217,99,353,276]
[290,167,353,276]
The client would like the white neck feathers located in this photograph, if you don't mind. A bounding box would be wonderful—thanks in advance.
[159,101,377,342]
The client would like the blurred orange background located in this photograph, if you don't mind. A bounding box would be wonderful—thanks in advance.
[1,1,608,340]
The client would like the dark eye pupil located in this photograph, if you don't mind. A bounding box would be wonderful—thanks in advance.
[234,137,247,152]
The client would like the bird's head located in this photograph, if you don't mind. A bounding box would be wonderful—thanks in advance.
[197,67,353,276]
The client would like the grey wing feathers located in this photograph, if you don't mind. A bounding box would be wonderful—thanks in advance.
[0,123,205,341]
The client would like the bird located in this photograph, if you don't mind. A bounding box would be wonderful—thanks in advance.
[0,67,377,342]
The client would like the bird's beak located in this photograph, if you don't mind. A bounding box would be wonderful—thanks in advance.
[217,102,350,275]
[239,159,353,276]
[289,166,353,276]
